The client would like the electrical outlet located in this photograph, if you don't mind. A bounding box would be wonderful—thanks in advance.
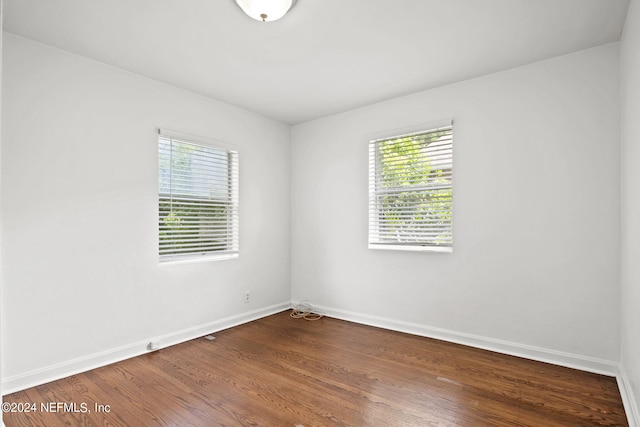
[244,291,251,303]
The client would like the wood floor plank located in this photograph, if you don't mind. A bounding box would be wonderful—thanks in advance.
[3,311,628,426]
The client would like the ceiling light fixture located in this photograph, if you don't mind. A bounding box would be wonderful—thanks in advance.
[235,0,297,22]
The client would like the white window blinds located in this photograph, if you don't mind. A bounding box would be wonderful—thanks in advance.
[368,124,453,251]
[158,133,239,262]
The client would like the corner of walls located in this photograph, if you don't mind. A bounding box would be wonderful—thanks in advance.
[286,123,294,304]
[619,367,640,427]
[621,0,640,424]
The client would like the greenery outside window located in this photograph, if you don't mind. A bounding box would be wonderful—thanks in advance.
[158,131,239,262]
[368,123,453,252]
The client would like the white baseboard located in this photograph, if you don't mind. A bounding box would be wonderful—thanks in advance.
[618,368,640,427]
[2,302,290,395]
[4,301,632,425]
[311,303,619,376]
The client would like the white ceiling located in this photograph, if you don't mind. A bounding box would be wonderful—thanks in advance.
[3,0,630,125]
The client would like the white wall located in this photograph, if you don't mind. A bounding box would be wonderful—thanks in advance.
[1,34,291,389]
[621,0,640,422]
[0,23,628,415]
[291,43,621,368]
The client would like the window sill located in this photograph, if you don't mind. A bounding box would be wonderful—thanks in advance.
[368,244,452,253]
[159,253,238,266]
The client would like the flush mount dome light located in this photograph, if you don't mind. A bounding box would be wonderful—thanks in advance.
[235,0,297,22]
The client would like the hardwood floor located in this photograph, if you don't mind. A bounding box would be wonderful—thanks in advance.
[3,311,628,426]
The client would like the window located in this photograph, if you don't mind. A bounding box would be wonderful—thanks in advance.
[158,131,239,262]
[368,123,453,252]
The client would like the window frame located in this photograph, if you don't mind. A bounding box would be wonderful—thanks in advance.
[157,129,239,264]
[368,121,453,253]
